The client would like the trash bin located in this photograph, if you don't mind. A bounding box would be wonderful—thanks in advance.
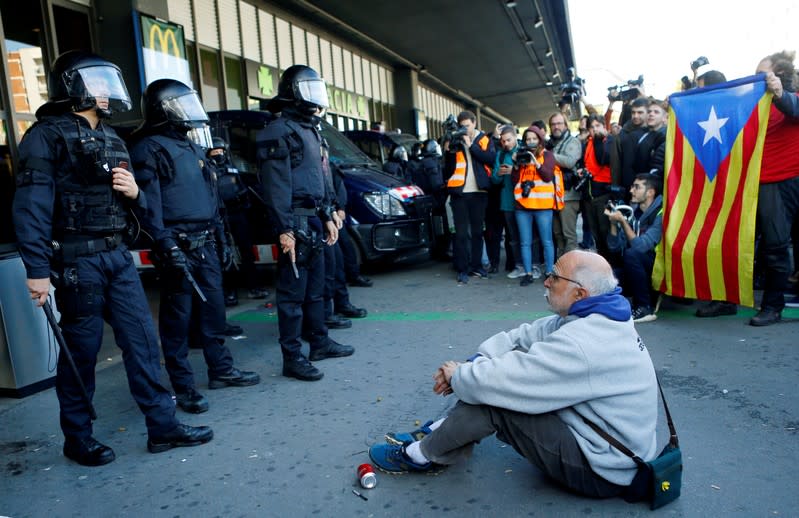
[0,245,58,397]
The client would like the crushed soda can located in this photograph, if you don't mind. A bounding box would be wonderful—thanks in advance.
[357,463,377,489]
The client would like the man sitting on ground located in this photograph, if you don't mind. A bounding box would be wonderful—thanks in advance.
[369,250,662,500]
[606,173,664,323]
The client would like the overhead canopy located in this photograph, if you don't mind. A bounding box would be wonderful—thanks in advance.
[288,0,576,126]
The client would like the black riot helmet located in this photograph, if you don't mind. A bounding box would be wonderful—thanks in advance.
[210,137,228,152]
[410,142,423,160]
[37,50,132,119]
[266,65,329,114]
[141,79,209,131]
[422,139,442,158]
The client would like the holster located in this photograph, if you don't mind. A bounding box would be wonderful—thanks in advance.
[175,230,211,251]
[294,228,323,267]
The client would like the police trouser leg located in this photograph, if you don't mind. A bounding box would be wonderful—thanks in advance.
[53,259,105,442]
[332,242,350,309]
[323,244,336,320]
[277,249,326,359]
[158,266,196,393]
[105,249,178,436]
[193,244,235,377]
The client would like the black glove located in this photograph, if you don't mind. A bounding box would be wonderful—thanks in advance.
[220,244,234,271]
[163,247,188,271]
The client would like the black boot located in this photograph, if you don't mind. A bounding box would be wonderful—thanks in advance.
[695,301,737,317]
[208,368,260,389]
[325,314,352,329]
[336,303,367,318]
[147,424,214,453]
[175,388,209,414]
[63,437,116,467]
[282,356,324,381]
[309,339,355,361]
[749,308,781,326]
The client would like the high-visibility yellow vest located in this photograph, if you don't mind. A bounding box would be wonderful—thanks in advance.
[513,155,561,210]
[447,134,491,189]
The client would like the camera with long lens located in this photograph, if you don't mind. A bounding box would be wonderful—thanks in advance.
[521,180,535,198]
[514,145,535,166]
[607,75,644,103]
[573,169,592,192]
[442,114,469,147]
[559,67,585,114]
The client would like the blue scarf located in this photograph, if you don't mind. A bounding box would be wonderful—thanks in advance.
[568,287,631,321]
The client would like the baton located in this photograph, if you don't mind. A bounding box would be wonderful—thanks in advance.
[42,300,97,421]
[182,264,208,303]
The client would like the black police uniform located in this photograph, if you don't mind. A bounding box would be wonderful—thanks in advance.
[12,113,180,447]
[130,130,241,393]
[257,107,351,379]
[211,152,258,291]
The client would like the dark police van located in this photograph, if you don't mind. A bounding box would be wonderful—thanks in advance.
[343,130,419,174]
[205,110,433,265]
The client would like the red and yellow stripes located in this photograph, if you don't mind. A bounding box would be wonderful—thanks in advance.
[653,94,771,307]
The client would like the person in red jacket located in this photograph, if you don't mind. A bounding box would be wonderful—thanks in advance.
[749,51,799,325]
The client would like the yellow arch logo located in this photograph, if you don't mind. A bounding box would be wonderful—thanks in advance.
[661,480,671,492]
[148,25,180,59]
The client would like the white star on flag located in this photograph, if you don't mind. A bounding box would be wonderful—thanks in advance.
[697,106,729,146]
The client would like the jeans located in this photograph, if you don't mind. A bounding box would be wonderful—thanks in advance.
[622,247,656,308]
[516,208,554,274]
[503,210,522,269]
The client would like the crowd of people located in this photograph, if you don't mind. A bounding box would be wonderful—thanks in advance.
[416,51,799,327]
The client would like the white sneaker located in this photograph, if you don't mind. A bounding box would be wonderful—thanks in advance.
[507,266,526,279]
[531,265,542,280]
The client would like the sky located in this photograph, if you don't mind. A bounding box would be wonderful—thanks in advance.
[567,0,799,109]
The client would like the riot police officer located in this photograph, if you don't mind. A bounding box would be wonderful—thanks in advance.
[206,137,268,305]
[129,79,259,413]
[257,65,355,381]
[12,51,213,466]
[383,144,409,182]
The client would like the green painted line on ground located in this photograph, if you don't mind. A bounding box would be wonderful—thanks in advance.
[230,307,799,323]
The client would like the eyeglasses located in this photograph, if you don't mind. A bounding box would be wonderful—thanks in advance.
[545,271,584,288]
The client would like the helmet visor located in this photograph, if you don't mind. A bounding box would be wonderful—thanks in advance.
[161,91,209,125]
[187,125,213,149]
[295,78,329,108]
[68,65,132,112]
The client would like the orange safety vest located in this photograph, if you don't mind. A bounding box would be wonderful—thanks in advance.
[513,155,560,210]
[447,134,492,189]
[584,136,611,184]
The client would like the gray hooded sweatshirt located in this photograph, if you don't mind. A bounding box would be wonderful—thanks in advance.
[451,311,661,486]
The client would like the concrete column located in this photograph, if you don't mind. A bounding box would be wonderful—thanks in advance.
[392,67,419,136]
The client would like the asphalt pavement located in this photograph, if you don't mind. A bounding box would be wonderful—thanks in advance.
[1,258,798,517]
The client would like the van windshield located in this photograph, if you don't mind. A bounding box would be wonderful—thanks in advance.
[320,120,376,167]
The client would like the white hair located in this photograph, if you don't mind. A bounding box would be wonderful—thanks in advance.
[571,260,618,296]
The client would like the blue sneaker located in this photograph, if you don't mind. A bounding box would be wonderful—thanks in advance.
[368,442,436,473]
[385,420,434,445]
[457,272,469,284]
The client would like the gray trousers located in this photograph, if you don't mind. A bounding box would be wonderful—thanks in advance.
[419,402,625,498]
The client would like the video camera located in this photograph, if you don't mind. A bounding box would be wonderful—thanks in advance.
[607,75,644,103]
[514,145,535,166]
[442,114,469,147]
[681,56,711,90]
[559,67,585,112]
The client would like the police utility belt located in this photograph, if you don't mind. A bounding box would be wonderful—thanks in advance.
[52,234,124,262]
[175,230,212,251]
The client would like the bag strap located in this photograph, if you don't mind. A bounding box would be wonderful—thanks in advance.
[582,374,678,466]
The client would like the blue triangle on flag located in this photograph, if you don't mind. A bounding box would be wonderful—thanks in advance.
[670,74,767,182]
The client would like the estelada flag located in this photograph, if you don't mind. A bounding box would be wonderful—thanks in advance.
[652,74,772,307]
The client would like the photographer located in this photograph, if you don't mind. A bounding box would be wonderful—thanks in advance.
[491,125,524,278]
[582,114,615,260]
[548,112,584,255]
[611,97,649,194]
[443,111,496,283]
[632,99,668,177]
[512,125,558,285]
[605,173,663,323]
